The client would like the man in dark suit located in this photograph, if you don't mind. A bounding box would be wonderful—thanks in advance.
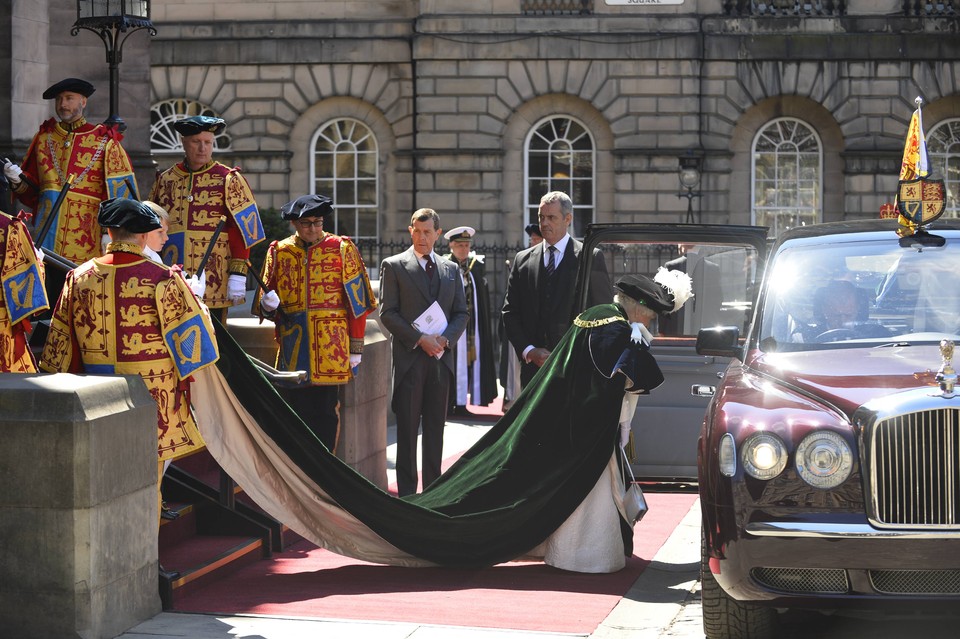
[379,209,469,496]
[501,191,612,388]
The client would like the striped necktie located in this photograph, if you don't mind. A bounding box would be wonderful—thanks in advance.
[544,245,557,279]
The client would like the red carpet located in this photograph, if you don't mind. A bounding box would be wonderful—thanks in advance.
[173,492,698,633]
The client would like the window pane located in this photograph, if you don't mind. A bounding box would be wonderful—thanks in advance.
[313,118,379,242]
[525,116,596,239]
[752,117,822,236]
[927,118,960,218]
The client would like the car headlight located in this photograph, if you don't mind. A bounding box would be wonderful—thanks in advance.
[719,433,737,477]
[795,430,853,489]
[741,432,787,480]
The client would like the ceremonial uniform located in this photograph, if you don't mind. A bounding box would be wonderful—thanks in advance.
[0,211,48,372]
[41,199,219,528]
[255,195,376,451]
[149,116,264,312]
[442,226,496,410]
[11,116,138,262]
[41,240,218,461]
[150,161,263,309]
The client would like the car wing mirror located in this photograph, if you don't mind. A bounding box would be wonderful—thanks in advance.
[696,325,741,358]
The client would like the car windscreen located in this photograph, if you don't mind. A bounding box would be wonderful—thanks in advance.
[758,236,960,351]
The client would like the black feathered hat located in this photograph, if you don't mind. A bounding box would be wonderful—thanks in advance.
[615,269,693,315]
[43,78,95,100]
[98,198,161,233]
[280,194,334,221]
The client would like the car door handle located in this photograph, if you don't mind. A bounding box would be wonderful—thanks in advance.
[691,384,716,397]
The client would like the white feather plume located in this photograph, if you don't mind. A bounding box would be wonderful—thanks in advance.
[654,266,694,313]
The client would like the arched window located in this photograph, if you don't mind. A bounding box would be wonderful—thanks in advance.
[150,99,231,153]
[524,116,595,239]
[311,118,379,242]
[926,118,960,217]
[751,118,822,235]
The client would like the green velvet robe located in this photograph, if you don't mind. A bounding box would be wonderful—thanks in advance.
[211,303,657,567]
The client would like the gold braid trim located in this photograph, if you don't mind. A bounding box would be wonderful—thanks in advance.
[106,241,144,256]
[228,258,249,275]
[573,314,627,328]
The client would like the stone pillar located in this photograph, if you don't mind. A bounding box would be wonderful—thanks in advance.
[0,373,160,639]
[338,320,390,489]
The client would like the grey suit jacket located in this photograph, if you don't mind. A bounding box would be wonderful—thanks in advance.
[378,246,469,380]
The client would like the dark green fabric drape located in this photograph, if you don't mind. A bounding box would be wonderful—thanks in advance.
[211,304,627,568]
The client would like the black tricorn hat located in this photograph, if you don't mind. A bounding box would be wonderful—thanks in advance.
[614,274,674,314]
[280,194,334,221]
[98,198,161,233]
[173,115,226,137]
[43,78,95,100]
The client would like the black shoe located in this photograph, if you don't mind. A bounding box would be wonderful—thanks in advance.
[449,405,472,417]
[160,504,180,520]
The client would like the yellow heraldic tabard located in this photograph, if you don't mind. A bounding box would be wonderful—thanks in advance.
[0,211,49,372]
[150,161,264,309]
[40,250,218,461]
[255,232,376,385]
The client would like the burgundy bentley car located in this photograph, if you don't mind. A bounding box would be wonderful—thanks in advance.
[696,218,960,638]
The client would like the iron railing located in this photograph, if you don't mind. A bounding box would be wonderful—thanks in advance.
[723,1,959,16]
[521,0,593,14]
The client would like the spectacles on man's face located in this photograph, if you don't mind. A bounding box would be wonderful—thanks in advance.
[295,218,324,228]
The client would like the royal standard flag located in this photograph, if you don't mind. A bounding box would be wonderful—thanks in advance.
[895,98,941,233]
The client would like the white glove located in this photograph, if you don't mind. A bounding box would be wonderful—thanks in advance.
[350,353,362,375]
[227,274,246,301]
[187,272,206,298]
[260,290,280,312]
[3,162,22,184]
[35,247,45,263]
[101,234,110,254]
[619,394,640,447]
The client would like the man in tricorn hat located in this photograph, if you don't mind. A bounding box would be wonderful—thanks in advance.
[41,198,219,536]
[4,78,139,263]
[442,225,496,415]
[149,115,265,321]
[254,194,376,452]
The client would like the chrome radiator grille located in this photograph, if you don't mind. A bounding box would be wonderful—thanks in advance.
[871,409,960,527]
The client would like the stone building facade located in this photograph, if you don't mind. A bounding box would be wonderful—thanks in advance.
[3,1,960,255]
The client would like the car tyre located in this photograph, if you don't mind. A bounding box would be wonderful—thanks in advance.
[701,534,777,639]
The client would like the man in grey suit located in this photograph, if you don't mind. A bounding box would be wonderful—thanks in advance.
[379,208,469,496]
[502,191,612,388]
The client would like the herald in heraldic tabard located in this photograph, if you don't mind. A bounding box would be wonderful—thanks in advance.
[897,177,946,226]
